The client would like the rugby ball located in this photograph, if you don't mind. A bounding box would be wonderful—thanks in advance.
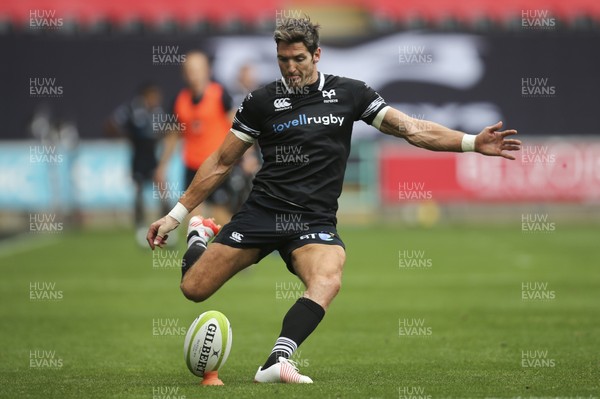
[183,310,232,377]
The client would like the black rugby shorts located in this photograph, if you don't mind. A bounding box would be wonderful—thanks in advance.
[212,190,345,274]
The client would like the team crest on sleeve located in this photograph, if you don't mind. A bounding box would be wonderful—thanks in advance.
[238,92,253,112]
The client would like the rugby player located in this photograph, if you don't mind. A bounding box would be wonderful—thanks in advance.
[147,17,521,383]
[106,82,170,244]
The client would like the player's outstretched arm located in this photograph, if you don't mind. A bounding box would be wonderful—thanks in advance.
[146,131,252,249]
[377,107,521,159]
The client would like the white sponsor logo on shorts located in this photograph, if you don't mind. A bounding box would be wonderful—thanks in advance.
[299,232,335,241]
[230,232,244,243]
[318,232,334,241]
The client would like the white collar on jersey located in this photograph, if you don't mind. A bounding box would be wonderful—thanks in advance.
[280,72,325,93]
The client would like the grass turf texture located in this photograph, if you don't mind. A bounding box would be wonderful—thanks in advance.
[0,225,598,398]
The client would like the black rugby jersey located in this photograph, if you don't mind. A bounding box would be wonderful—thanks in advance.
[231,72,387,214]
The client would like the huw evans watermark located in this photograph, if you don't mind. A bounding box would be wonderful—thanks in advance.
[398,250,432,269]
[399,318,432,336]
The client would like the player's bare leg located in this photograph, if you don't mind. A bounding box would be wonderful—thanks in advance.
[180,238,259,302]
[291,244,345,310]
[255,244,345,383]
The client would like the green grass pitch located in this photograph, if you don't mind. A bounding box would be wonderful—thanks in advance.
[0,224,598,398]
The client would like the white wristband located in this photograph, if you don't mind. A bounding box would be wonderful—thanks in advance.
[167,202,189,223]
[461,134,476,152]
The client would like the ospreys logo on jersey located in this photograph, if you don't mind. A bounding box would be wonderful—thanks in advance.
[273,98,292,111]
[322,89,338,103]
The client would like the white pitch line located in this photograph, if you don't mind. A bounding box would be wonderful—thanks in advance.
[0,234,60,259]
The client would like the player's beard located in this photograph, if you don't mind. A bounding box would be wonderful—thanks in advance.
[285,64,316,89]
[284,74,306,89]
[286,75,303,87]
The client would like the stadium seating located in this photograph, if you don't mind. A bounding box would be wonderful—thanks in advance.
[3,0,599,32]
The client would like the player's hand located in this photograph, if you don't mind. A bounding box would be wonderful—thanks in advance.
[475,121,521,160]
[147,215,180,250]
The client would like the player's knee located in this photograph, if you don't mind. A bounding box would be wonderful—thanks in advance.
[331,274,342,296]
[180,279,212,303]
[326,253,345,296]
[318,273,342,297]
[338,249,346,266]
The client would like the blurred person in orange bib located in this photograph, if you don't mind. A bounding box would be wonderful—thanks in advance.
[155,51,237,225]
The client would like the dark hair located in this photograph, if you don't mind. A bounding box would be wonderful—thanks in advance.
[273,17,321,54]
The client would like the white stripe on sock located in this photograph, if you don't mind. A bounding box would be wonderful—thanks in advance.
[187,235,207,249]
[271,337,298,358]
